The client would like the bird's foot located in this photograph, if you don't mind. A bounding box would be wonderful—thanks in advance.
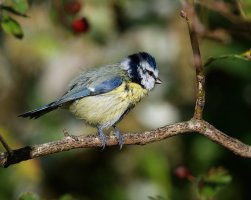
[113,126,124,150]
[98,127,107,150]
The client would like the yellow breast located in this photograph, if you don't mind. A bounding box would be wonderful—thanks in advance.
[69,82,148,127]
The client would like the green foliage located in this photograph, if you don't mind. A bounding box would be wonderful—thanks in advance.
[0,0,29,39]
[1,14,24,39]
[197,168,232,199]
[204,49,251,67]
[9,0,29,14]
[0,5,28,17]
[18,192,40,200]
[2,0,29,15]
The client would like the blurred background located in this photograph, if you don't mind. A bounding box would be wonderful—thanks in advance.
[0,0,251,199]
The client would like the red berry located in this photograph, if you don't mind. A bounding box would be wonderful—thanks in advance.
[65,0,82,14]
[72,17,89,33]
[174,166,191,179]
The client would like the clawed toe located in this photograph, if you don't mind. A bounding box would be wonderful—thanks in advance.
[97,126,124,149]
[98,127,107,149]
[113,126,124,150]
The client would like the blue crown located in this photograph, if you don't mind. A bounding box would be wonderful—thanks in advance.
[128,52,156,69]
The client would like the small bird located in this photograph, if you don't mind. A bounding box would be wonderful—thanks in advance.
[19,52,162,149]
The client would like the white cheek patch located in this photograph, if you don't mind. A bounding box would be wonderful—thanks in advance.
[142,76,155,90]
[138,68,155,90]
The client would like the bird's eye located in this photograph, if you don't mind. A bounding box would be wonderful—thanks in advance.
[147,70,154,76]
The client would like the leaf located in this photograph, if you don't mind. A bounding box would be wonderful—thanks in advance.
[1,15,24,39]
[1,5,28,17]
[14,0,29,14]
[197,167,232,198]
[204,49,251,67]
[3,0,29,14]
[18,192,40,200]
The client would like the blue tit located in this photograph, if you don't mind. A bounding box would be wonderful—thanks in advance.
[19,52,162,149]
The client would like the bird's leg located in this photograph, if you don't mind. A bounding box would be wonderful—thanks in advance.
[113,126,124,150]
[97,126,106,149]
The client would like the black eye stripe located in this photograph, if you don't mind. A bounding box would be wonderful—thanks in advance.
[148,71,153,76]
[146,70,155,77]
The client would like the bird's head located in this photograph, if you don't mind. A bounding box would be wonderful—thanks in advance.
[120,52,162,90]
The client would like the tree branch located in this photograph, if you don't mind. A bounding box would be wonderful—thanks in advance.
[1,119,250,168]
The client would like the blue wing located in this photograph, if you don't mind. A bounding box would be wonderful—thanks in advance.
[19,76,123,119]
[58,76,123,104]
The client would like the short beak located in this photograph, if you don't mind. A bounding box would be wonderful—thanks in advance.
[155,77,162,84]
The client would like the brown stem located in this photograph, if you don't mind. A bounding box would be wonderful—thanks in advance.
[180,8,206,120]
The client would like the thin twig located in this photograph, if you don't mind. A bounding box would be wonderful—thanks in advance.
[0,133,12,155]
[180,8,206,120]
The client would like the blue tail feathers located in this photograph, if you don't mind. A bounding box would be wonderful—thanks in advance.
[18,101,60,119]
